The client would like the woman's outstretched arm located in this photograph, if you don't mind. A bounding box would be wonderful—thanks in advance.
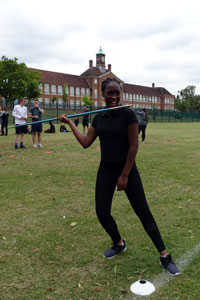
[58,114,97,148]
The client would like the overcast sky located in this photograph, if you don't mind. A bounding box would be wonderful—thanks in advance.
[0,0,200,95]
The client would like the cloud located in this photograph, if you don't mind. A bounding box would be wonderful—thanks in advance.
[98,17,180,41]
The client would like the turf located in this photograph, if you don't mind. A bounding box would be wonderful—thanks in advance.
[0,122,200,300]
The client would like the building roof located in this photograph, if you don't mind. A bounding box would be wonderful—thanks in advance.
[80,67,103,77]
[123,83,173,96]
[29,67,173,97]
[29,68,91,88]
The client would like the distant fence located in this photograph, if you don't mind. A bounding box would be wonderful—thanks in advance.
[4,105,200,125]
[147,109,200,122]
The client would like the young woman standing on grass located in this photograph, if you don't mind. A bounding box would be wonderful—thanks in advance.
[58,78,180,276]
[137,108,148,144]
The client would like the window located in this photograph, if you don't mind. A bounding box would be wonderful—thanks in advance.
[70,100,74,108]
[126,93,129,100]
[123,93,125,99]
[94,89,97,98]
[76,100,80,108]
[136,94,139,100]
[70,87,74,96]
[129,94,132,100]
[102,101,106,107]
[51,84,56,94]
[58,99,63,108]
[39,98,43,107]
[94,101,98,107]
[143,95,146,101]
[76,87,80,96]
[45,98,50,108]
[44,84,49,94]
[58,85,62,95]
[39,83,43,92]
[140,95,142,101]
[81,88,85,96]
[86,88,90,97]
[155,96,157,103]
[94,79,97,84]
[148,96,151,102]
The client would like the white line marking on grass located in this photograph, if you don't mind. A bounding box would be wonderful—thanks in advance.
[150,240,200,295]
[126,240,200,300]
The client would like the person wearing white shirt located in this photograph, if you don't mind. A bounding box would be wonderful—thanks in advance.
[12,98,28,149]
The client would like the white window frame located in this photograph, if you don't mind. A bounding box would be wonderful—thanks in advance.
[76,87,80,96]
[51,84,56,94]
[44,84,49,94]
[58,85,62,95]
[70,87,74,96]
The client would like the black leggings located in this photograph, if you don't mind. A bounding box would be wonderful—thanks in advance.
[138,125,147,142]
[95,162,165,252]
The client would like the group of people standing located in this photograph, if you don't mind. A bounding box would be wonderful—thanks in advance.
[2,97,148,147]
[10,99,90,149]
[0,106,9,136]
[12,98,44,149]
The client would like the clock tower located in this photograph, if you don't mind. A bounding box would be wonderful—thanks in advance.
[96,46,105,72]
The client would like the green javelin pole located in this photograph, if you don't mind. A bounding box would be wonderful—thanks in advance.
[8,105,131,129]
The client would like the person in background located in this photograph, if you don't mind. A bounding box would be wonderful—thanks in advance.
[82,105,89,134]
[44,121,55,133]
[58,77,180,276]
[0,106,3,135]
[74,115,79,127]
[60,122,69,132]
[29,99,44,148]
[12,98,27,149]
[136,108,148,144]
[1,107,9,136]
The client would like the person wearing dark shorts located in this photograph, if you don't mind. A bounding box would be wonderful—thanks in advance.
[29,99,44,148]
[12,98,27,149]
[58,77,180,276]
[82,105,89,134]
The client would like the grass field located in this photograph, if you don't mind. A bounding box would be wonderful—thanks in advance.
[0,122,200,300]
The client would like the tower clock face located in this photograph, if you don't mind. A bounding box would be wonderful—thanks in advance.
[101,56,105,62]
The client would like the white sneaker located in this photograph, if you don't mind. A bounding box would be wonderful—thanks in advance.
[39,144,43,148]
[33,144,37,148]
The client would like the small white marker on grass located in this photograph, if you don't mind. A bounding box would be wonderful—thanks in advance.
[130,279,155,296]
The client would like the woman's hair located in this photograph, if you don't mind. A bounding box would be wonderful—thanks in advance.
[142,108,148,121]
[101,78,121,94]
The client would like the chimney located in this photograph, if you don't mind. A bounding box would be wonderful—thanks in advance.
[108,64,111,72]
[152,83,155,88]
[89,60,93,68]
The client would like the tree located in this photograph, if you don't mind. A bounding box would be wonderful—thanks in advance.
[81,95,93,106]
[175,85,200,111]
[0,56,41,107]
[62,84,68,108]
[25,69,41,100]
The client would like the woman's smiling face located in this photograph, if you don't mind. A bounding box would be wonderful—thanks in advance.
[103,81,121,108]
